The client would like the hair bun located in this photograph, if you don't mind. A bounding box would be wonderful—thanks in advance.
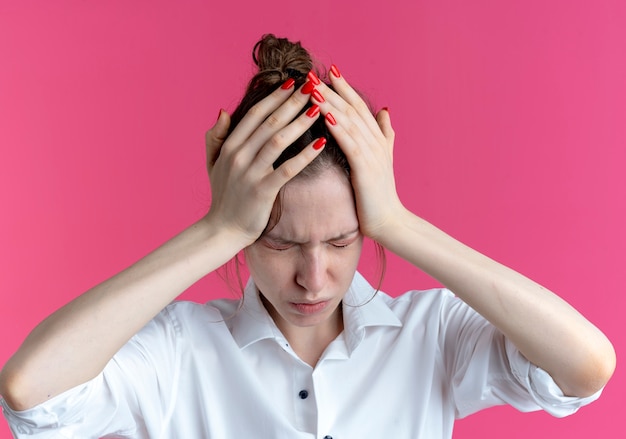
[251,34,313,85]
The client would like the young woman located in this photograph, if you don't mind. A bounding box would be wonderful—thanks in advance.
[0,34,615,438]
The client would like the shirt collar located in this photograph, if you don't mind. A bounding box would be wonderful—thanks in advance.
[341,272,403,352]
[230,272,402,354]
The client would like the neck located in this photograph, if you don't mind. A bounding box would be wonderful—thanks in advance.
[289,309,343,367]
[261,295,343,367]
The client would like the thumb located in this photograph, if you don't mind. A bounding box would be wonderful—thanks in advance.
[205,109,231,169]
[376,107,395,144]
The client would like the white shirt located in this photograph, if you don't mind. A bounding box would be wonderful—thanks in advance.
[1,273,600,438]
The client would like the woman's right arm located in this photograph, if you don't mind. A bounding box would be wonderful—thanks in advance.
[0,79,324,411]
[0,216,244,412]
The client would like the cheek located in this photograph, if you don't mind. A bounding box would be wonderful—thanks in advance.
[245,246,290,285]
[330,242,363,277]
[346,239,364,266]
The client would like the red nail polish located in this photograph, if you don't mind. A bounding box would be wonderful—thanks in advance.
[325,112,337,126]
[382,106,390,114]
[313,137,327,150]
[311,89,325,103]
[330,64,341,78]
[281,78,295,89]
[216,109,223,122]
[307,71,320,86]
[306,104,320,118]
[301,81,315,94]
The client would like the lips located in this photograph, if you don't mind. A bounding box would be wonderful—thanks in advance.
[289,300,330,315]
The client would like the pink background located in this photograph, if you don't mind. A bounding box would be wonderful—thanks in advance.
[1,1,624,438]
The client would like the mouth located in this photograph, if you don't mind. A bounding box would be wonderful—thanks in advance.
[289,300,331,315]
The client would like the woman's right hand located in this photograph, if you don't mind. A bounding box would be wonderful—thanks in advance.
[0,79,327,412]
[204,79,325,247]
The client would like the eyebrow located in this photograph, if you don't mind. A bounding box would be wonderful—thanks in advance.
[264,228,360,245]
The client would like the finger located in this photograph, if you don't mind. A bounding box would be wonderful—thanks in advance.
[225,79,308,150]
[322,68,390,144]
[376,108,395,145]
[311,85,370,142]
[264,137,326,189]
[205,109,231,172]
[312,94,378,164]
[325,66,370,115]
[245,80,316,152]
[312,80,385,145]
[318,108,365,162]
[253,103,322,169]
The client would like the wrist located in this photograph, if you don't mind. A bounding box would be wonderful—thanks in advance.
[366,202,411,248]
[198,215,256,256]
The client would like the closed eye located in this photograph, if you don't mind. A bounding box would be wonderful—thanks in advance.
[329,235,360,249]
[262,238,295,251]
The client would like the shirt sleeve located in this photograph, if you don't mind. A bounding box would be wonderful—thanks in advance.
[1,306,182,439]
[437,290,602,419]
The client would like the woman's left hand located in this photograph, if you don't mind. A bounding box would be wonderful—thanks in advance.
[309,67,405,243]
[309,72,618,399]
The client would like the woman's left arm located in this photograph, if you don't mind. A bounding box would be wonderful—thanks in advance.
[312,68,616,398]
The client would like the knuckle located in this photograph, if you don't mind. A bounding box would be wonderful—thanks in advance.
[282,94,308,115]
[208,133,223,147]
[354,100,370,114]
[346,121,361,137]
[289,93,308,108]
[264,114,281,129]
[205,129,217,146]
[249,182,264,198]
[345,143,361,158]
[278,162,297,180]
[229,150,246,169]
[268,132,285,150]
[344,106,358,119]
[247,103,266,119]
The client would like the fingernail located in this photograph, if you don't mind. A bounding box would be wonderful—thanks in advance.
[281,78,295,89]
[325,112,337,126]
[313,137,327,150]
[307,71,320,86]
[382,106,390,114]
[330,64,341,78]
[311,89,325,103]
[306,104,320,118]
[301,81,315,94]
[216,109,223,121]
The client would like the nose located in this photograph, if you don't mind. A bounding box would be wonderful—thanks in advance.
[295,247,328,294]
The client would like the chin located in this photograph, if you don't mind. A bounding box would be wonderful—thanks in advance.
[288,314,330,327]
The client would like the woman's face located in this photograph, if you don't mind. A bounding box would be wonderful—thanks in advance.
[245,167,363,335]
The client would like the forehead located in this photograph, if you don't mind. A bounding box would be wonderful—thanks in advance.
[270,168,358,239]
